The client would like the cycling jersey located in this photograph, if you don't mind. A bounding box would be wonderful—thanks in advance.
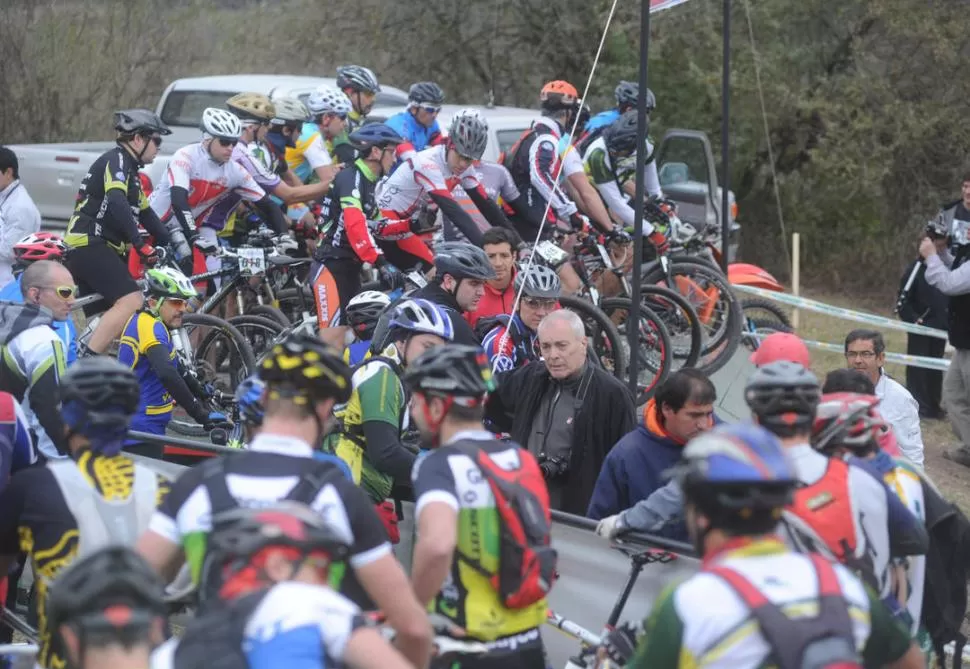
[0,276,77,365]
[583,135,663,228]
[147,433,391,607]
[482,314,538,372]
[385,110,442,157]
[149,142,266,233]
[65,146,169,254]
[344,340,372,366]
[0,449,168,668]
[327,345,411,503]
[627,536,914,669]
[412,430,547,641]
[285,123,336,185]
[152,581,365,669]
[451,162,521,238]
[317,158,383,264]
[0,302,67,460]
[584,109,620,136]
[0,391,36,489]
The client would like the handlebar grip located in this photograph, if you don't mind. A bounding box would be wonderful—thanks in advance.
[209,428,228,446]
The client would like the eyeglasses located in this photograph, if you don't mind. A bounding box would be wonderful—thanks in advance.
[420,105,441,115]
[331,113,348,121]
[40,284,77,299]
[845,350,877,360]
[162,297,188,309]
[217,138,239,147]
[522,297,558,310]
[140,133,162,147]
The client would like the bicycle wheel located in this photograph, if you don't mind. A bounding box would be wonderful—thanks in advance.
[226,315,287,362]
[558,295,626,379]
[741,318,795,352]
[638,285,703,370]
[276,286,316,325]
[599,297,672,403]
[741,298,791,329]
[248,304,291,328]
[642,258,742,376]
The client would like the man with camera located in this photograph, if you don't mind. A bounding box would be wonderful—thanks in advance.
[919,173,970,466]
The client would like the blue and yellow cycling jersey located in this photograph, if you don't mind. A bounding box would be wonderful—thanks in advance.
[118,311,176,433]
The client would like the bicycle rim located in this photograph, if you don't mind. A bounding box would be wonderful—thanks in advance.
[599,297,672,403]
[638,285,703,370]
[558,295,627,379]
[183,313,257,393]
[227,315,287,364]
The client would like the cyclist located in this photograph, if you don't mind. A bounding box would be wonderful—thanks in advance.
[406,344,549,669]
[335,64,382,145]
[47,547,167,669]
[261,96,311,176]
[454,160,523,237]
[135,333,433,669]
[344,290,392,366]
[377,109,515,248]
[583,110,666,240]
[0,232,78,364]
[412,241,496,347]
[311,123,406,339]
[584,80,654,137]
[481,264,561,372]
[0,390,35,490]
[466,227,522,328]
[284,86,349,188]
[0,357,169,669]
[622,422,923,669]
[148,107,289,279]
[328,298,454,524]
[0,260,74,459]
[744,361,929,606]
[118,268,229,459]
[64,109,172,356]
[154,503,410,669]
[386,81,446,160]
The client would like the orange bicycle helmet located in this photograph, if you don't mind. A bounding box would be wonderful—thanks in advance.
[540,80,578,104]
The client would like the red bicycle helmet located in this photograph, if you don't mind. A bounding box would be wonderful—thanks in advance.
[13,232,68,263]
[811,392,886,455]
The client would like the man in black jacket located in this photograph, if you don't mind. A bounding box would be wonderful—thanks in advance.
[487,309,636,514]
[896,257,948,419]
[411,241,495,348]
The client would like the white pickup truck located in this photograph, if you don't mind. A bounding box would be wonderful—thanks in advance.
[9,74,410,222]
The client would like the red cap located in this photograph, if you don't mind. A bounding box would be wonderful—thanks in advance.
[750,332,810,368]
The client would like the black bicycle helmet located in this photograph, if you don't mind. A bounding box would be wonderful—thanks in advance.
[336,65,381,94]
[604,110,645,155]
[260,332,353,403]
[614,82,656,113]
[409,81,445,106]
[113,109,171,136]
[348,123,404,152]
[744,361,821,437]
[59,358,142,432]
[208,502,352,571]
[403,344,496,401]
[434,242,496,281]
[514,264,561,299]
[47,547,166,638]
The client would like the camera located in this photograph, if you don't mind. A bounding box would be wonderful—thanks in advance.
[926,214,950,241]
[537,454,569,480]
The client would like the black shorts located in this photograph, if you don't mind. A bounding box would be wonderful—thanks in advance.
[431,628,546,669]
[67,241,139,315]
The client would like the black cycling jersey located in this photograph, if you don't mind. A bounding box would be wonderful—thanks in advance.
[316,159,382,265]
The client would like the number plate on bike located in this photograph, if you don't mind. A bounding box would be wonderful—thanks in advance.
[535,240,569,266]
[238,247,266,275]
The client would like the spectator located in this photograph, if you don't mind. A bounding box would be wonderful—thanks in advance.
[587,368,716,520]
[749,331,811,368]
[896,258,948,419]
[465,227,521,328]
[844,329,924,466]
[486,309,635,513]
[0,147,42,289]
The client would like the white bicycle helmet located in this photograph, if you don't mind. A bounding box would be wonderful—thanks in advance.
[448,109,489,160]
[386,298,455,342]
[346,291,392,339]
[307,86,353,117]
[270,96,311,124]
[200,107,243,140]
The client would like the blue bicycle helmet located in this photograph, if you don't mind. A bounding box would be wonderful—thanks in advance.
[349,123,404,151]
[386,298,455,342]
[675,423,795,528]
[235,375,265,427]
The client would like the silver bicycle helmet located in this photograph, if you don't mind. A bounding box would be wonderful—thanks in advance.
[308,86,353,117]
[336,65,381,94]
[514,264,561,299]
[434,242,496,280]
[448,109,489,161]
[270,96,311,124]
[114,109,171,136]
[200,107,243,140]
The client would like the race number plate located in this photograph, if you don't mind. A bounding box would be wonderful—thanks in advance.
[238,247,266,275]
[535,240,569,267]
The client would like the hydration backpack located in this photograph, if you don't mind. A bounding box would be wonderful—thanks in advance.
[708,553,862,669]
[454,440,557,608]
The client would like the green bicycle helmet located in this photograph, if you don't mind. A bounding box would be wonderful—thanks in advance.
[144,267,198,301]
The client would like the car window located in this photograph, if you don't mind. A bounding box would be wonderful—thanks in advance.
[496,129,527,154]
[160,91,240,127]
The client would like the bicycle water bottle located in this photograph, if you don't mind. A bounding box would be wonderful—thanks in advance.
[165,219,192,261]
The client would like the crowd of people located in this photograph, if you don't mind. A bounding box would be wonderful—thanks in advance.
[0,64,969,669]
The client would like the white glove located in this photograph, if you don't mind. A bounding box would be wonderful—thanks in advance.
[595,513,627,540]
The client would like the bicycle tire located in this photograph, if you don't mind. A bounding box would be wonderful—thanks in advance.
[641,258,742,376]
[558,295,627,379]
[638,285,703,370]
[248,304,291,328]
[276,286,315,324]
[741,318,795,352]
[741,298,792,329]
[226,314,287,362]
[599,297,673,403]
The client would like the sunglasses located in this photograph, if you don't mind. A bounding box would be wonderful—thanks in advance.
[162,297,189,309]
[420,105,441,115]
[41,284,77,299]
[217,138,238,147]
[522,296,557,310]
[331,112,348,121]
[140,133,162,147]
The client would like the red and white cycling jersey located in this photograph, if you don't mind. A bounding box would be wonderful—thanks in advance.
[375,144,477,219]
[148,142,265,232]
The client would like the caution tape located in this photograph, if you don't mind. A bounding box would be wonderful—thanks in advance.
[733,284,948,340]
[746,331,951,371]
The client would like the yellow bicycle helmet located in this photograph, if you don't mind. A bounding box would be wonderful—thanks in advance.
[260,333,352,403]
[227,92,276,122]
